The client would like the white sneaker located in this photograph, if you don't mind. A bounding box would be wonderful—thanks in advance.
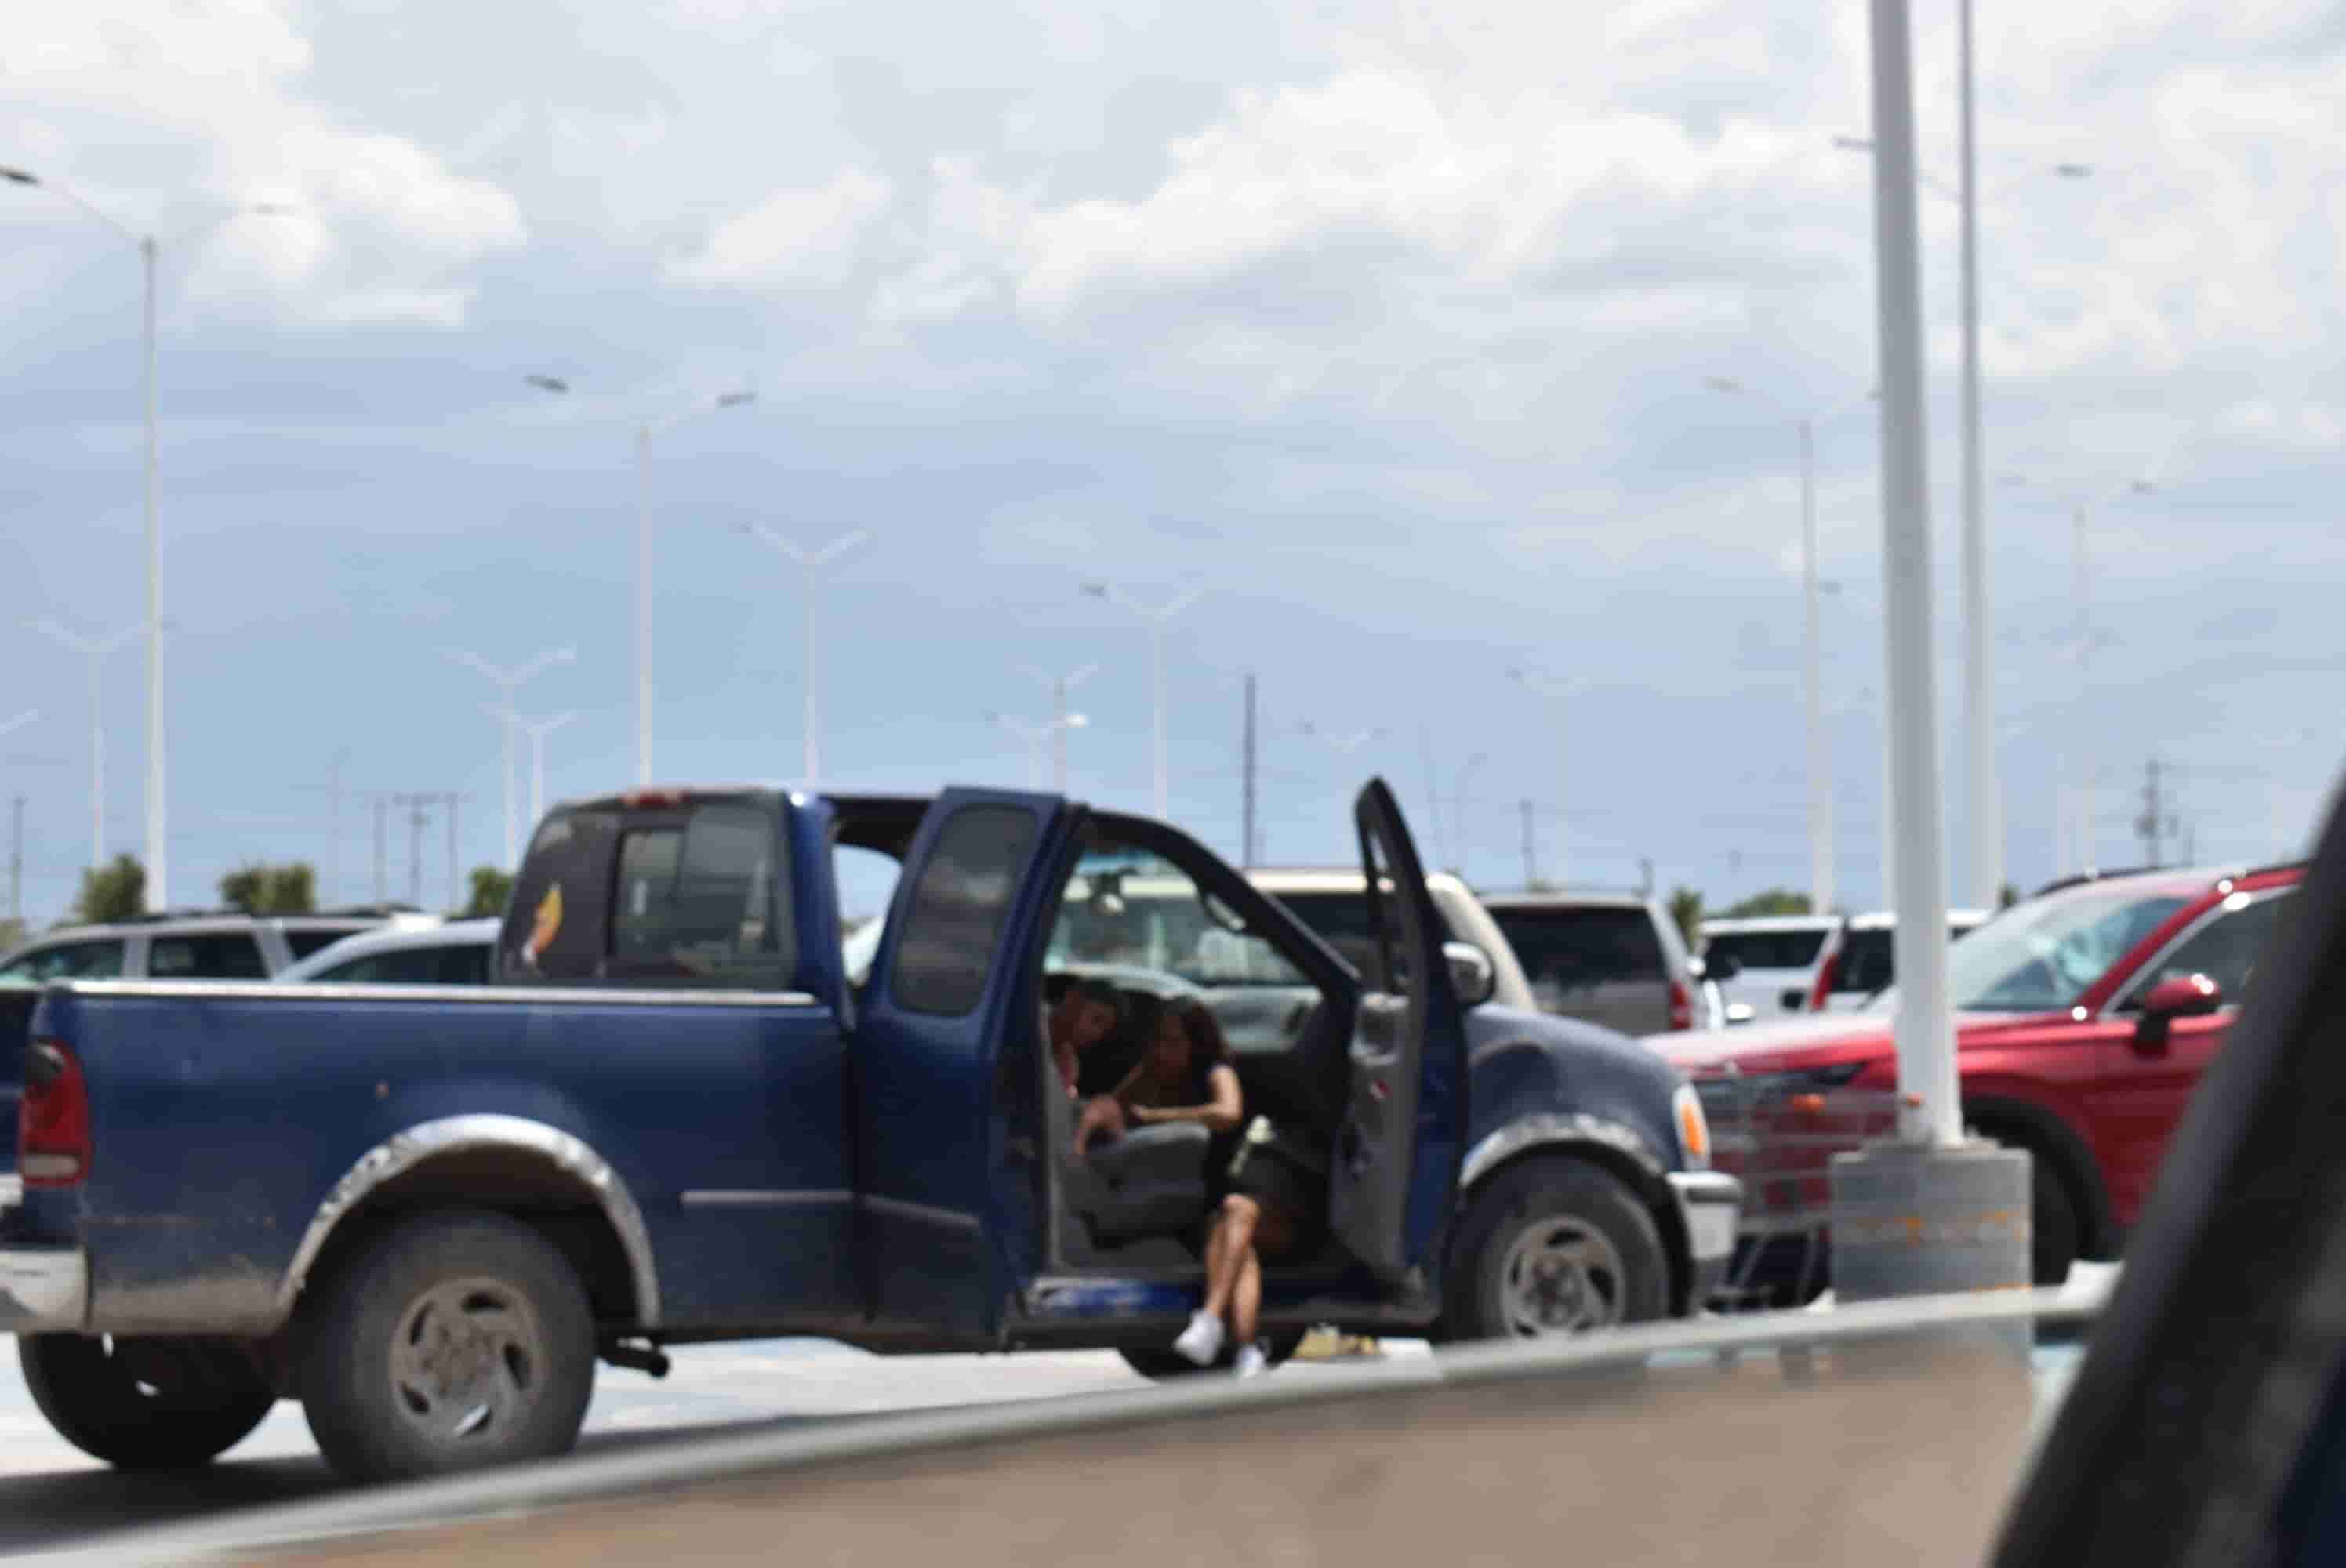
[1233,1343,1269,1379]
[1173,1310,1225,1367]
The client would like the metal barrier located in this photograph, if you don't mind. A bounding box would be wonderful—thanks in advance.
[1690,1066,1902,1311]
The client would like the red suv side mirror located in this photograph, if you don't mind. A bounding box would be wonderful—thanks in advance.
[2134,972,2224,1054]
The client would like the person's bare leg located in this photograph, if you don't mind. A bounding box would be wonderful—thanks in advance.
[1231,1250,1263,1347]
[1201,1196,1259,1320]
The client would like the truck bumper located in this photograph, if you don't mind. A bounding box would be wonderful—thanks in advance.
[0,1244,86,1334]
[1669,1170,1742,1308]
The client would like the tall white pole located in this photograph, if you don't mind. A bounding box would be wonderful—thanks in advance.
[634,427,653,787]
[2072,504,2095,876]
[804,566,821,790]
[1151,621,1168,818]
[532,728,547,830]
[1956,0,1999,911]
[500,696,518,867]
[141,235,165,909]
[1802,417,1834,914]
[86,651,103,866]
[1051,677,1069,793]
[1868,0,1961,1145]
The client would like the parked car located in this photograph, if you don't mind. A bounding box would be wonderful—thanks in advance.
[274,919,499,985]
[0,908,434,988]
[1240,868,1538,1012]
[1661,860,2303,1294]
[0,779,1738,1483]
[1481,892,1711,1035]
[1805,906,1991,1014]
[1696,914,1839,1022]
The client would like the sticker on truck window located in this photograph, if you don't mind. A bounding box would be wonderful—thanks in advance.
[523,884,565,968]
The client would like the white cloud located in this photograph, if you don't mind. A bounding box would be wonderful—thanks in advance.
[0,0,525,329]
[668,169,895,290]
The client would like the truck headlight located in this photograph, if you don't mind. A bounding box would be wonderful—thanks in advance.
[1672,1081,1711,1171]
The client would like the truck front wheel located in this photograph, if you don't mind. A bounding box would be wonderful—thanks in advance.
[19,1334,276,1470]
[299,1210,596,1484]
[1440,1157,1669,1341]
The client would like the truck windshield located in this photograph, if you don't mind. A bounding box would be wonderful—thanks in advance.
[1945,888,2192,1013]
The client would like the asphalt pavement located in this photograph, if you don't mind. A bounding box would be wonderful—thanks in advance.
[0,1264,2115,1559]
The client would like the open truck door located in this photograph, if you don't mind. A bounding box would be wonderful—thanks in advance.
[1329,778,1471,1286]
[853,787,1067,1338]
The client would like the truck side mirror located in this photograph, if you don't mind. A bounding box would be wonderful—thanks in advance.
[2134,972,2224,1054]
[1444,942,1498,1008]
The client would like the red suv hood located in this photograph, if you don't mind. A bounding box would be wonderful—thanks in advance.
[1655,1010,2060,1075]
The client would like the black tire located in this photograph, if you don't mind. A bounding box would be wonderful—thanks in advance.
[1119,1326,1307,1381]
[2025,1145,2081,1288]
[1440,1157,1670,1342]
[18,1334,276,1471]
[298,1210,596,1485]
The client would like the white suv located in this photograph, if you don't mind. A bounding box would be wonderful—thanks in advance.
[1695,915,1841,1023]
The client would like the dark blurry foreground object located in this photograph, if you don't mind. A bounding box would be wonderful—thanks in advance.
[1995,768,2346,1568]
[147,1315,2039,1568]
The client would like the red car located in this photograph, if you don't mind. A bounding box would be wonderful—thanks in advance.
[1658,859,2304,1290]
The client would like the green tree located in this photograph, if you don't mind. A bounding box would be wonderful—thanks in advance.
[464,866,515,920]
[219,862,317,916]
[75,855,146,924]
[1667,887,1705,948]
[1999,883,2021,910]
[1721,887,1812,919]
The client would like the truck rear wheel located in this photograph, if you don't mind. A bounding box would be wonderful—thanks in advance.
[1441,1157,1669,1342]
[18,1334,276,1470]
[299,1210,596,1484]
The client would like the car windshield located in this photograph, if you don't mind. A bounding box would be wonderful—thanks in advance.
[1945,888,2193,1013]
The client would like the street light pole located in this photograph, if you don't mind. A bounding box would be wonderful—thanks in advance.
[445,646,576,866]
[1955,0,1999,912]
[1020,665,1101,794]
[5,169,298,907]
[518,712,577,831]
[1507,668,1582,891]
[30,620,137,868]
[1080,583,1202,818]
[525,378,755,786]
[989,713,1088,791]
[739,526,872,789]
[1708,378,1870,914]
[1866,0,1960,1149]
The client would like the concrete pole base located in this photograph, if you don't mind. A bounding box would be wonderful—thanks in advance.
[1830,1137,2034,1359]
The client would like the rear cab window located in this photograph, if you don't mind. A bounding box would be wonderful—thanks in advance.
[1702,928,1830,972]
[1832,929,1896,994]
[501,795,795,989]
[1492,906,1667,993]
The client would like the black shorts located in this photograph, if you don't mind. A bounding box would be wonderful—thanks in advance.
[1224,1147,1327,1256]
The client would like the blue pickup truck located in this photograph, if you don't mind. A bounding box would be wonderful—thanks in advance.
[0,779,1737,1483]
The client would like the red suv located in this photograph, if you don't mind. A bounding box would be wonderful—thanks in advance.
[1659,860,2304,1290]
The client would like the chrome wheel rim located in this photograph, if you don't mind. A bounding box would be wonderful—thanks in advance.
[387,1278,546,1447]
[1498,1218,1628,1336]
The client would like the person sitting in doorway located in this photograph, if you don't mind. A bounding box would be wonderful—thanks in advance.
[1046,978,1125,1101]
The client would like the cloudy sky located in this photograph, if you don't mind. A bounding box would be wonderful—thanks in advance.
[2,0,2339,926]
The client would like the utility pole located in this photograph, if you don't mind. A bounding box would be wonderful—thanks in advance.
[390,794,433,909]
[1639,858,1655,900]
[1240,673,1258,869]
[372,799,390,906]
[328,750,345,908]
[1520,799,1536,889]
[2134,757,2170,868]
[445,793,460,915]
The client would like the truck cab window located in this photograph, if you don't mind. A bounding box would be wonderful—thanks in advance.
[608,802,794,988]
